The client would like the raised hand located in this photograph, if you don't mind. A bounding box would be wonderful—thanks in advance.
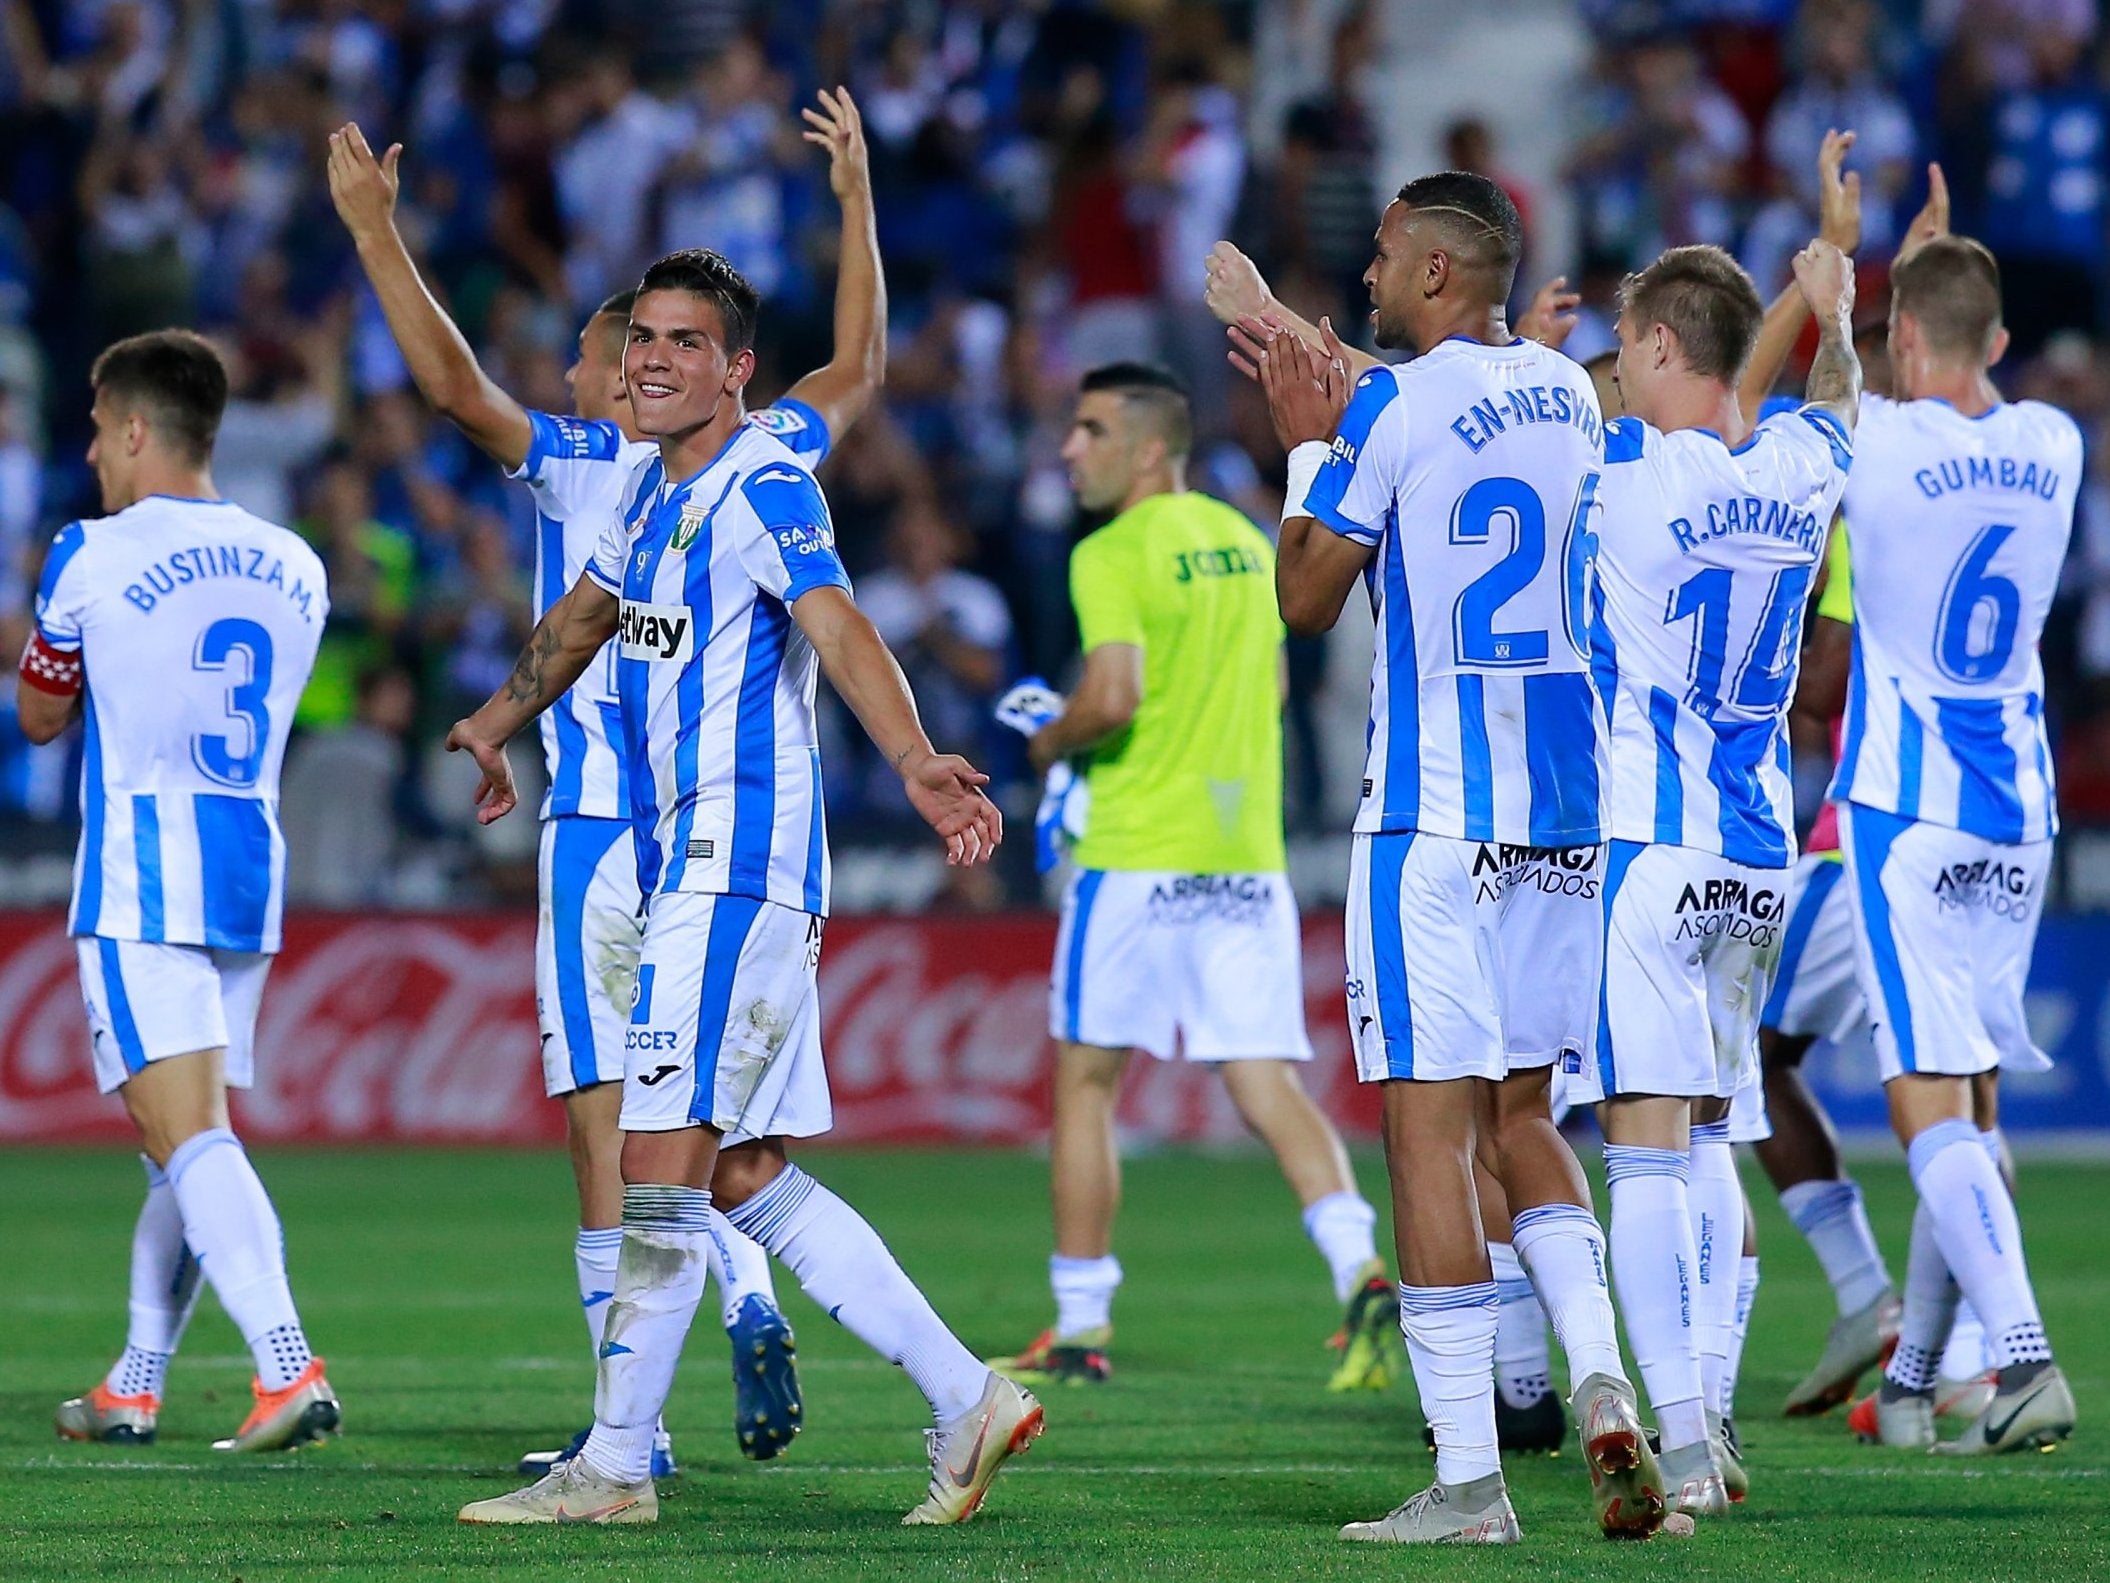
[801,86,869,201]
[1895,162,1949,266]
[325,122,403,242]
[1518,275,1582,350]
[1817,128,1861,255]
[1248,314,1350,451]
[1205,240,1272,327]
[1792,238,1856,325]
[900,749,1004,866]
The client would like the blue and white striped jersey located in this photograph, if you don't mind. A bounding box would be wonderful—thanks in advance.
[33,496,328,952]
[1593,408,1851,866]
[585,421,851,913]
[1830,394,2079,844]
[1303,338,1609,846]
[514,396,832,822]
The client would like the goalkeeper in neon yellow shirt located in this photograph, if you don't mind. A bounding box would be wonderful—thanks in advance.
[990,363,1395,1390]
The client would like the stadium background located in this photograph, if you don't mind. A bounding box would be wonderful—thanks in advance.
[7,4,2110,1576]
[1,0,2108,1141]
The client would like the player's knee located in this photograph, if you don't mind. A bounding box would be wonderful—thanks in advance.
[710,1140,788,1211]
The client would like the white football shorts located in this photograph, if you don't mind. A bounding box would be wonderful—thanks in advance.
[1594,840,1788,1103]
[1759,853,1866,1045]
[1346,832,1602,1088]
[537,815,644,1098]
[619,890,833,1139]
[1048,870,1313,1062]
[1840,803,2052,1084]
[1726,1071,1771,1144]
[76,936,269,1095]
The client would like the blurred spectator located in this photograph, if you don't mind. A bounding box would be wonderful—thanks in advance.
[297,453,416,730]
[1944,16,2106,355]
[281,665,421,907]
[1746,0,1914,291]
[1274,5,1380,341]
[854,497,1011,783]
[550,46,690,311]
[1567,32,1751,267]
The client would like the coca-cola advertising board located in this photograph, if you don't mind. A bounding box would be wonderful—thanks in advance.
[0,911,1379,1144]
[5,910,2106,1145]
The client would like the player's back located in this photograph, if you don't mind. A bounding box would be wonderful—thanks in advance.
[1067,491,1285,874]
[1305,338,1607,846]
[1833,394,2079,842]
[1594,408,1851,864]
[34,495,329,950]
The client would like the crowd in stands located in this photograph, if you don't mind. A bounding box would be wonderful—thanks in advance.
[1,0,2108,906]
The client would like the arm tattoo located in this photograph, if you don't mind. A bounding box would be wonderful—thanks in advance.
[1803,316,1861,417]
[503,619,562,705]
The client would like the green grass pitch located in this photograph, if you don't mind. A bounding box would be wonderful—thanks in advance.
[7,1145,2106,1580]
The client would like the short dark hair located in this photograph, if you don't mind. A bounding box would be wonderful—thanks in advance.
[1891,236,2003,360]
[633,249,759,354]
[90,330,228,464]
[1079,361,1192,458]
[595,289,637,321]
[1394,171,1524,295]
[1618,245,1765,381]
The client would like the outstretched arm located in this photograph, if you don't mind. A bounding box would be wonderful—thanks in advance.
[791,586,1002,865]
[327,123,533,471]
[446,573,620,821]
[1740,128,1861,425]
[780,88,885,439]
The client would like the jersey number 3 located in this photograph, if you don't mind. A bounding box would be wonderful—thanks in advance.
[191,617,274,788]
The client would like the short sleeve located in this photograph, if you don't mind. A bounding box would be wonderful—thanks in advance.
[510,411,628,516]
[1795,404,1854,474]
[587,460,658,595]
[1070,532,1143,652]
[747,398,833,466]
[1816,519,1853,625]
[735,461,852,604]
[32,523,90,651]
[1602,415,1650,465]
[1302,366,1405,545]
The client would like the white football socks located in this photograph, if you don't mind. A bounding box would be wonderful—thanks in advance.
[106,1156,200,1400]
[1302,1191,1380,1303]
[1049,1253,1123,1339]
[1725,1254,1760,1419]
[728,1165,987,1423]
[1886,1198,1960,1391]
[580,1185,712,1485]
[707,1212,780,1330]
[164,1128,313,1391]
[1605,1144,1706,1451]
[1489,1240,1552,1407]
[1907,1118,2050,1370]
[1399,1283,1500,1486]
[574,1226,622,1357]
[1779,1177,1892,1316]
[1511,1199,1625,1385]
[1688,1122,1744,1417]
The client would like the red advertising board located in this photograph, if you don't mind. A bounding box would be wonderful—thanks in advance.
[0,912,1378,1145]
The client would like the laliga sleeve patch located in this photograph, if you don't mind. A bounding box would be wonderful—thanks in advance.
[19,629,82,695]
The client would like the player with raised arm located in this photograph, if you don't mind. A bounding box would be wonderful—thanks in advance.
[1832,219,2078,1455]
[986,362,1396,1394]
[33,333,337,1453]
[443,247,1036,1527]
[1589,237,1859,1516]
[325,91,881,1471]
[1249,173,1663,1545]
